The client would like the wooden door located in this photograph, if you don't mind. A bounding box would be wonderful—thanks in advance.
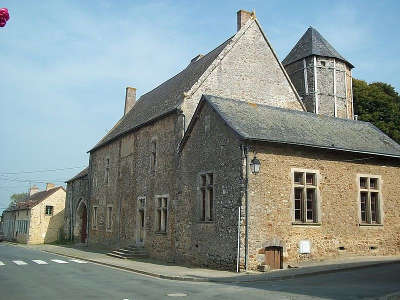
[81,205,87,243]
[265,246,282,269]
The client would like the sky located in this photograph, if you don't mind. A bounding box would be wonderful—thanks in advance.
[1,0,399,213]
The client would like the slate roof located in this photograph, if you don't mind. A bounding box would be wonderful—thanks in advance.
[5,187,65,212]
[65,167,89,183]
[180,95,400,158]
[282,27,353,68]
[89,37,233,152]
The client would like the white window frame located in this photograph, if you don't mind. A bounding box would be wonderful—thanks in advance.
[106,205,113,232]
[199,172,215,222]
[357,174,383,225]
[154,194,168,233]
[291,168,321,224]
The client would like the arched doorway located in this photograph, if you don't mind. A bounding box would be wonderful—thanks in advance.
[74,199,88,244]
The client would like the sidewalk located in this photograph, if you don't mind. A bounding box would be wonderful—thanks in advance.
[16,243,400,283]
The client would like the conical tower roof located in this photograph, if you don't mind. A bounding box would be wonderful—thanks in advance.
[282,27,353,68]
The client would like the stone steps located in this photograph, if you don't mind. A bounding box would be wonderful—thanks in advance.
[106,245,148,259]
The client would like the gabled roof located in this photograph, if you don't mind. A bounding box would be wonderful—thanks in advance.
[282,27,353,68]
[89,37,233,152]
[179,95,400,158]
[65,167,89,183]
[5,187,65,212]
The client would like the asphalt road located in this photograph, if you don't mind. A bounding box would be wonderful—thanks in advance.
[0,242,399,300]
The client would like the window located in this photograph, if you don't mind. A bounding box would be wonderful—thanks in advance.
[150,140,157,171]
[358,175,381,224]
[45,206,53,216]
[106,206,113,231]
[293,171,319,223]
[155,196,168,233]
[92,206,98,229]
[320,61,326,67]
[200,173,214,222]
[105,158,110,184]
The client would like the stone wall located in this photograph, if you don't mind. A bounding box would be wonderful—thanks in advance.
[65,175,89,241]
[88,113,181,260]
[178,103,242,269]
[183,19,304,127]
[28,188,66,244]
[246,143,400,269]
[284,56,353,119]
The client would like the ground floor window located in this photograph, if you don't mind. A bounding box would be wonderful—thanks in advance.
[292,170,319,223]
[359,175,381,224]
[155,196,168,233]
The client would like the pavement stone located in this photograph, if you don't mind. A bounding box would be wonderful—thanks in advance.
[9,242,400,283]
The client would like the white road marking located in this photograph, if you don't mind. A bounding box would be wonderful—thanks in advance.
[32,260,48,265]
[51,259,68,264]
[0,261,4,266]
[69,259,88,264]
[167,293,187,297]
[13,260,28,265]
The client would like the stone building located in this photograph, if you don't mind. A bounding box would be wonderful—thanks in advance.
[283,27,354,119]
[1,184,66,244]
[178,94,400,270]
[64,167,89,243]
[66,10,400,270]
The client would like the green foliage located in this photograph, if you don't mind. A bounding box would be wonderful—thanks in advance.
[8,192,28,208]
[353,79,400,144]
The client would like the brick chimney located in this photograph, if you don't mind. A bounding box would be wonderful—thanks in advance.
[237,9,255,31]
[46,183,55,191]
[29,185,39,196]
[124,87,136,115]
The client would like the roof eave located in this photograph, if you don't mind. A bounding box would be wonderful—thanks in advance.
[243,137,400,159]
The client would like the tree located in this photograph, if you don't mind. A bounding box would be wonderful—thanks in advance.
[8,192,28,208]
[353,79,400,144]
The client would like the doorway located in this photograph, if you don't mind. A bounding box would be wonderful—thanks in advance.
[74,199,88,244]
[265,246,282,269]
[136,197,146,246]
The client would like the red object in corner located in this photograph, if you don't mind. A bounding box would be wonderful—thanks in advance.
[0,8,10,27]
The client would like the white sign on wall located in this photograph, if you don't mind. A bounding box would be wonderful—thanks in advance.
[299,240,311,254]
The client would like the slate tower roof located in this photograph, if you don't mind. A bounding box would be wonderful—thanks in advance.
[282,27,353,68]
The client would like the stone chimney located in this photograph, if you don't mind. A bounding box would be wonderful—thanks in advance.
[46,183,55,191]
[124,87,136,115]
[237,9,255,31]
[29,185,39,196]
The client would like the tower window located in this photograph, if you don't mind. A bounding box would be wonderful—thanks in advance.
[320,61,326,67]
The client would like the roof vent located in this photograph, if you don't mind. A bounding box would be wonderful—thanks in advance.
[190,54,203,63]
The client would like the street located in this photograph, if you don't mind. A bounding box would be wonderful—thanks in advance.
[0,243,399,300]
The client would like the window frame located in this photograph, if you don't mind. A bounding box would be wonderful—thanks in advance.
[45,205,54,216]
[199,172,215,223]
[291,168,321,225]
[106,205,113,232]
[150,137,157,172]
[357,174,383,225]
[92,205,98,230]
[105,157,110,185]
[154,194,168,234]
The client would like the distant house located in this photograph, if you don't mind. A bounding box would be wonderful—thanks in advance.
[1,184,66,244]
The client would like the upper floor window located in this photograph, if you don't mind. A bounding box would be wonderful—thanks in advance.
[45,205,53,216]
[359,175,382,224]
[150,140,157,171]
[155,196,168,233]
[105,158,110,184]
[293,170,319,223]
[200,173,214,222]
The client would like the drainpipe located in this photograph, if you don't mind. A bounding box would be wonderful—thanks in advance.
[236,205,241,272]
[240,145,250,272]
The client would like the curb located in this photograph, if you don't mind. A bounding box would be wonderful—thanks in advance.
[40,249,400,283]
